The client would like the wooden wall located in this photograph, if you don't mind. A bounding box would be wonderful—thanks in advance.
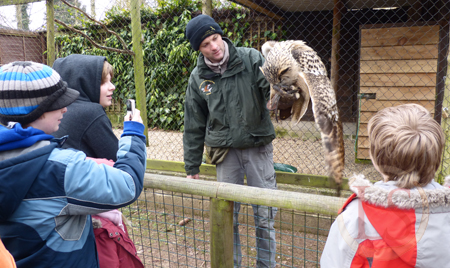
[356,24,440,160]
[0,29,46,65]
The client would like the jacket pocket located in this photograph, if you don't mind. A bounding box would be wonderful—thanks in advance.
[55,215,88,241]
[205,129,229,147]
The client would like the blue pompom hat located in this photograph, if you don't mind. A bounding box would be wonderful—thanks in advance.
[185,14,224,51]
[0,61,79,125]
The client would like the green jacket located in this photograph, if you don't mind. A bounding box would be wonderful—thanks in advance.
[183,38,275,175]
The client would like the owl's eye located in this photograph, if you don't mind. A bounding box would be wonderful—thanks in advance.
[279,68,290,77]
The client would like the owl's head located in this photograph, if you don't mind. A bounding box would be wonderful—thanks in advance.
[260,54,300,96]
[260,41,301,94]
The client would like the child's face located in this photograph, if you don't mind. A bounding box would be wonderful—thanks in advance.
[29,107,67,134]
[99,74,115,108]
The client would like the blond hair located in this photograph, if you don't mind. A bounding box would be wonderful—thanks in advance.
[101,61,114,84]
[368,103,444,188]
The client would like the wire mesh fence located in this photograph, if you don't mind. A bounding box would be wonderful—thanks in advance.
[1,0,450,181]
[121,174,340,267]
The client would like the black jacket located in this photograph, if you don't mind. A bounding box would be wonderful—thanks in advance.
[52,54,119,161]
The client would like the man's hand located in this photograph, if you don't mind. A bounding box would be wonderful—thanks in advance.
[187,174,199,179]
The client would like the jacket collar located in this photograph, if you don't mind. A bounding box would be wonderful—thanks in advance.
[197,38,244,79]
[350,174,450,209]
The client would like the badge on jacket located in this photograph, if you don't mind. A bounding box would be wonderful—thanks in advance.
[199,80,214,95]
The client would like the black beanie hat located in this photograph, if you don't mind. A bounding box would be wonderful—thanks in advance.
[185,14,223,51]
[0,61,79,126]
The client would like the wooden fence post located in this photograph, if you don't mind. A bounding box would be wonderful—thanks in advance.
[130,0,149,144]
[202,0,212,16]
[46,0,55,66]
[439,46,450,179]
[210,198,234,268]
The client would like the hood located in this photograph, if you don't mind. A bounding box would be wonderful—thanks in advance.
[0,124,56,221]
[0,123,54,152]
[349,174,450,209]
[53,54,106,104]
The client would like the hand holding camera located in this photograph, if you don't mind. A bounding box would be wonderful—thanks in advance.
[125,99,143,123]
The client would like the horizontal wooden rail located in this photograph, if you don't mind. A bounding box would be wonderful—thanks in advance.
[146,159,349,190]
[143,173,347,216]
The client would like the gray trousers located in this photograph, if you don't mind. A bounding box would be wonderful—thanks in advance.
[216,143,277,268]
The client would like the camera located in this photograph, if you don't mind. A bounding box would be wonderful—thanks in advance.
[126,99,135,120]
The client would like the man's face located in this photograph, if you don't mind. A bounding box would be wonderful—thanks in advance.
[199,34,225,63]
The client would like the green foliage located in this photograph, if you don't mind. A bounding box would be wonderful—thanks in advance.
[55,1,281,131]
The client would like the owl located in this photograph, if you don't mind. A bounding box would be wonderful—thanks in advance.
[260,40,345,195]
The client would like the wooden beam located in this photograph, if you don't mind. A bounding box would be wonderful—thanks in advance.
[331,0,345,92]
[145,159,350,191]
[143,173,347,216]
[46,0,54,66]
[229,0,284,20]
[130,0,149,144]
[0,0,41,7]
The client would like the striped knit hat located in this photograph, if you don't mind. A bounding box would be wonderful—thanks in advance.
[0,61,79,126]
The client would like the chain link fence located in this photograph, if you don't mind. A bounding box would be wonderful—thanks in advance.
[124,190,333,267]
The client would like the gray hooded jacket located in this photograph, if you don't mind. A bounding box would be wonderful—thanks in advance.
[52,54,119,161]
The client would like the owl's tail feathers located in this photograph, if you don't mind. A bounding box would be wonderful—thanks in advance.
[318,115,345,197]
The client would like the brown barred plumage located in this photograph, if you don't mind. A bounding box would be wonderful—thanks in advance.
[260,40,345,196]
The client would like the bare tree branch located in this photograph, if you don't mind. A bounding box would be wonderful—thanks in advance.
[55,19,134,55]
[59,0,130,51]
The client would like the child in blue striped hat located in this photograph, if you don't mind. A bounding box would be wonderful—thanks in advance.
[0,61,147,268]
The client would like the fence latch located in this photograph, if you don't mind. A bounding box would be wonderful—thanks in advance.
[358,93,376,100]
[443,107,449,118]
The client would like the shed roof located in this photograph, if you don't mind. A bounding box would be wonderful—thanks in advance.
[230,0,415,19]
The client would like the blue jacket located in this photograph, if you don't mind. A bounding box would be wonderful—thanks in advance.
[0,122,147,268]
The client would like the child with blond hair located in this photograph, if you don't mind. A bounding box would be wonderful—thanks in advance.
[321,103,450,267]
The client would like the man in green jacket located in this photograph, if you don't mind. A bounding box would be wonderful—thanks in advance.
[184,14,277,268]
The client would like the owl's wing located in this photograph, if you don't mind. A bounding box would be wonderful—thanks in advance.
[291,76,310,125]
[298,71,345,195]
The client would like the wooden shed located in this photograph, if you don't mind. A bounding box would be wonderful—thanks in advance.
[356,22,448,160]
[0,28,46,65]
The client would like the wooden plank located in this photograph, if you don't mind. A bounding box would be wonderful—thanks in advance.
[357,148,370,159]
[361,25,440,47]
[144,173,347,215]
[360,45,438,60]
[359,110,435,124]
[360,99,435,112]
[358,136,370,149]
[0,0,41,6]
[360,59,437,73]
[359,123,368,137]
[360,73,437,87]
[145,159,350,190]
[359,111,377,124]
[359,87,436,101]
